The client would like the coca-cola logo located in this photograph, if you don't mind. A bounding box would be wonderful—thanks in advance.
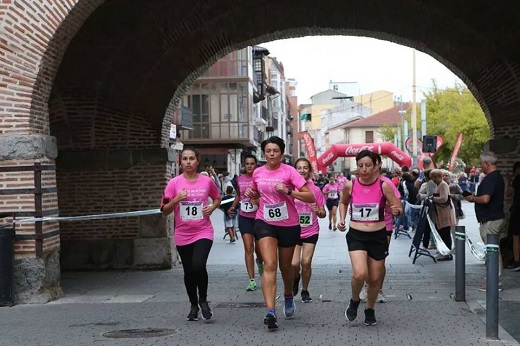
[321,152,335,165]
[344,145,373,156]
[303,134,315,157]
[391,150,404,161]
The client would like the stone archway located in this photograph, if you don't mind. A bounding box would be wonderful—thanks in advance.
[1,0,519,302]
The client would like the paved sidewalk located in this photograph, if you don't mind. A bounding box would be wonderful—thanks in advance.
[0,201,519,346]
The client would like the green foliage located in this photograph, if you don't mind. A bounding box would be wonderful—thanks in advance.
[424,81,490,167]
[378,124,397,142]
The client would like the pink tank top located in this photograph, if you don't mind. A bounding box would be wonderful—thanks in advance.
[349,177,386,223]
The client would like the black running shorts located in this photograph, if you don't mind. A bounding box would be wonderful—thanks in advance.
[345,226,388,260]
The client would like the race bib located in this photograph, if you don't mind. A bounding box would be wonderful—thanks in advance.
[179,201,203,220]
[328,191,338,199]
[351,203,379,221]
[299,212,313,227]
[264,202,289,222]
[240,199,258,213]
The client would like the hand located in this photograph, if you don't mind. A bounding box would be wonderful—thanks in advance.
[465,195,474,203]
[311,204,319,213]
[202,205,213,216]
[390,204,401,216]
[176,189,188,201]
[338,221,347,232]
[227,208,236,217]
[245,188,258,198]
[275,183,287,194]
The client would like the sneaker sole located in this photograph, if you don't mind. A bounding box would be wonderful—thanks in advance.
[345,309,357,321]
[283,302,296,317]
[201,313,213,320]
[264,316,278,330]
[301,299,313,303]
[365,321,377,326]
[187,317,199,321]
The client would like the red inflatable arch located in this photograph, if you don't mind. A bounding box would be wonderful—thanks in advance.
[317,143,412,172]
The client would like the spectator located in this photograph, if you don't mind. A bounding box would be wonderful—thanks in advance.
[458,172,468,192]
[220,185,238,243]
[465,152,505,291]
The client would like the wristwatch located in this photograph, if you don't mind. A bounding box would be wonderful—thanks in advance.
[287,189,293,196]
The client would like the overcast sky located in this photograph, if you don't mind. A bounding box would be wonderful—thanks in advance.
[261,36,464,104]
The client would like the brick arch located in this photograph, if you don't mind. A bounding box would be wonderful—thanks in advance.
[46,0,518,147]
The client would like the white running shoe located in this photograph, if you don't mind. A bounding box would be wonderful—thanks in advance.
[376,290,387,303]
[359,285,368,302]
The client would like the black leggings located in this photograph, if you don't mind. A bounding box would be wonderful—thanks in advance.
[176,238,213,306]
[437,226,452,250]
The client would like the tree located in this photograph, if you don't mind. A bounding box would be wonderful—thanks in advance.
[378,124,398,143]
[423,81,490,167]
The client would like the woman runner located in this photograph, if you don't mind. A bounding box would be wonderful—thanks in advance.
[245,136,314,330]
[322,175,341,231]
[338,150,402,326]
[291,158,326,303]
[229,154,264,291]
[161,147,222,321]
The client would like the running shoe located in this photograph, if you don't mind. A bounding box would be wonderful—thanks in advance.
[246,279,257,291]
[364,308,377,326]
[301,290,312,303]
[293,273,300,297]
[359,285,368,302]
[283,296,296,317]
[329,223,332,230]
[263,312,278,330]
[199,301,213,320]
[256,258,264,276]
[187,305,199,321]
[376,290,387,303]
[345,298,360,321]
[333,226,337,231]
[506,262,520,271]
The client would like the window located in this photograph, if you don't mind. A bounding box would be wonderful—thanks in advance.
[333,85,338,91]
[365,131,374,143]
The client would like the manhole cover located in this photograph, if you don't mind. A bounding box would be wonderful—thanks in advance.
[103,328,177,338]
[214,302,265,308]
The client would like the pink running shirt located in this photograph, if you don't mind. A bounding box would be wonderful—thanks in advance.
[323,182,341,200]
[163,174,221,246]
[236,174,258,218]
[252,163,307,227]
[380,176,401,231]
[295,179,325,239]
[336,176,348,190]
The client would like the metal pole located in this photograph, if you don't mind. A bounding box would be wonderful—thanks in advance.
[486,233,500,339]
[454,226,466,301]
[421,99,427,137]
[411,49,417,165]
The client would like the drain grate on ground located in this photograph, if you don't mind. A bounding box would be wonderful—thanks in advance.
[214,302,266,308]
[103,328,177,338]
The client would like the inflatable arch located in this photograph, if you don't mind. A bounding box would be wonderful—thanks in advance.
[316,143,412,172]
